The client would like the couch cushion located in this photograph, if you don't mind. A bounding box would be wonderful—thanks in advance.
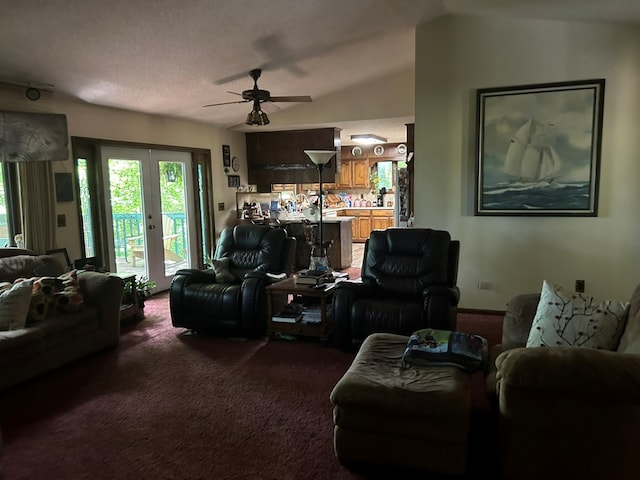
[0,325,45,352]
[526,280,629,350]
[616,283,640,354]
[0,280,33,331]
[0,254,63,282]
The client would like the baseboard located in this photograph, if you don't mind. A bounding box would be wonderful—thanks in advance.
[457,307,505,316]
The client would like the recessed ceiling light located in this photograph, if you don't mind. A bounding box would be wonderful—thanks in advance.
[350,134,387,145]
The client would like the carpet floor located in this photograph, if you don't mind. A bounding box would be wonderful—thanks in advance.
[0,292,503,480]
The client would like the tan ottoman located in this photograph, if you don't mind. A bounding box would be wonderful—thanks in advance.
[329,333,471,475]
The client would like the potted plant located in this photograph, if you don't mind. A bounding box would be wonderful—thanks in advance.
[123,275,157,309]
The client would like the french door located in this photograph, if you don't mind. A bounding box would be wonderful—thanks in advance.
[100,146,197,291]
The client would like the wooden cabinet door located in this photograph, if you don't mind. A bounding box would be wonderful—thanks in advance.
[336,160,353,188]
[358,216,372,241]
[352,160,370,188]
[372,216,390,231]
[351,217,358,240]
[387,216,396,228]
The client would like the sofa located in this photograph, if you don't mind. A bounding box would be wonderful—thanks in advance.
[487,282,640,480]
[0,249,124,391]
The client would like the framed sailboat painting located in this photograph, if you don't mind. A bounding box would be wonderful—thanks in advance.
[474,79,605,216]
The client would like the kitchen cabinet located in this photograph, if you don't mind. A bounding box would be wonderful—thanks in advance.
[246,128,341,191]
[336,159,369,189]
[357,215,372,240]
[342,208,394,242]
[372,209,395,230]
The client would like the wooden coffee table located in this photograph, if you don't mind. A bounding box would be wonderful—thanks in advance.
[266,276,337,339]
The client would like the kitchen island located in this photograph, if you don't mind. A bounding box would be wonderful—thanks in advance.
[279,217,353,271]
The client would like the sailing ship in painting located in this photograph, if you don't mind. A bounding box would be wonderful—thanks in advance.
[482,117,591,211]
[504,118,561,183]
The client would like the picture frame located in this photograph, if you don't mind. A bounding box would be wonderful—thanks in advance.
[475,79,605,216]
[227,175,240,188]
[222,145,231,167]
[55,172,74,202]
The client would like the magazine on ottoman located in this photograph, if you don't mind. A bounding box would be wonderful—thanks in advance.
[401,328,488,372]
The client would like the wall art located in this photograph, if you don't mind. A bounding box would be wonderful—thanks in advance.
[475,79,605,216]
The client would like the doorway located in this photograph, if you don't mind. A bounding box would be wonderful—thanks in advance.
[100,146,195,291]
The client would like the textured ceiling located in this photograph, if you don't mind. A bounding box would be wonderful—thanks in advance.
[1,0,639,144]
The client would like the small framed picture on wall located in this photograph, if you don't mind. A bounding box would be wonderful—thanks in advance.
[55,172,74,202]
[228,175,240,188]
[222,145,231,167]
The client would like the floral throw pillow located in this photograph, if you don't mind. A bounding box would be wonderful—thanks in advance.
[526,280,630,350]
[52,270,84,313]
[27,277,64,324]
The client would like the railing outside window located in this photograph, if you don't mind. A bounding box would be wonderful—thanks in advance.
[82,212,186,261]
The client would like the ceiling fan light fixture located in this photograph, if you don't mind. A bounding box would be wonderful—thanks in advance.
[350,134,387,145]
[246,109,270,126]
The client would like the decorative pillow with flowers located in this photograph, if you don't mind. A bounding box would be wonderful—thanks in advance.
[52,270,84,313]
[26,277,64,323]
[526,280,630,350]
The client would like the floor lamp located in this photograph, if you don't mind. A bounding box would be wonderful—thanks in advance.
[304,149,336,273]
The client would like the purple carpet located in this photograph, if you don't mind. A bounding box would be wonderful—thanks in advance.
[0,292,503,479]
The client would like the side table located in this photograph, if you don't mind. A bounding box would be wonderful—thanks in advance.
[266,277,336,340]
[110,273,144,323]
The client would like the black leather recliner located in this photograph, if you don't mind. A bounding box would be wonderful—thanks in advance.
[169,224,296,337]
[332,228,460,351]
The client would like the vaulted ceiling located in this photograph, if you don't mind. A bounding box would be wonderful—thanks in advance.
[1,0,639,143]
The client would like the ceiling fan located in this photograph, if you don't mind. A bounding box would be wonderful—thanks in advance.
[203,68,312,125]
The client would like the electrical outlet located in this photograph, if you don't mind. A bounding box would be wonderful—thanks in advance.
[218,202,225,211]
[477,281,492,290]
[575,279,585,293]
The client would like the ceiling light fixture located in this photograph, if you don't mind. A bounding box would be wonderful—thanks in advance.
[350,134,387,145]
[245,100,270,126]
[25,86,41,101]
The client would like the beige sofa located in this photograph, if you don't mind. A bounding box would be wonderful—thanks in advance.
[487,283,640,480]
[0,250,124,391]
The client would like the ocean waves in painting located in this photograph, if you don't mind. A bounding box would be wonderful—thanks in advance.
[481,181,590,210]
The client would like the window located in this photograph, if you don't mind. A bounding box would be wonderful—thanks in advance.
[0,163,22,247]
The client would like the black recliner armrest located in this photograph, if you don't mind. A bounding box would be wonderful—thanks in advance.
[174,268,217,284]
[422,285,461,330]
[422,285,461,305]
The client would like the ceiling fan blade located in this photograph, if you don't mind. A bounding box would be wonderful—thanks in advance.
[202,100,248,108]
[269,95,312,103]
[227,91,243,97]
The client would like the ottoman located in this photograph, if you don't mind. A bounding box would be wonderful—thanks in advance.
[329,333,471,475]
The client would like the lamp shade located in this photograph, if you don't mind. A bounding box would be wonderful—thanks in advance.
[304,150,335,165]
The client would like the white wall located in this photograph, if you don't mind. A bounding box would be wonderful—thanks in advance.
[415,15,640,309]
[0,86,245,261]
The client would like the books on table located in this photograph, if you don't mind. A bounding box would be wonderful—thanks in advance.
[272,303,304,323]
[300,305,322,324]
[295,269,332,285]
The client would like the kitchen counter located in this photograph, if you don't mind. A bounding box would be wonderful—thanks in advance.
[280,219,353,270]
[277,216,354,222]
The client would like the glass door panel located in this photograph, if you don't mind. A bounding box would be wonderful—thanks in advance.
[101,147,194,292]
